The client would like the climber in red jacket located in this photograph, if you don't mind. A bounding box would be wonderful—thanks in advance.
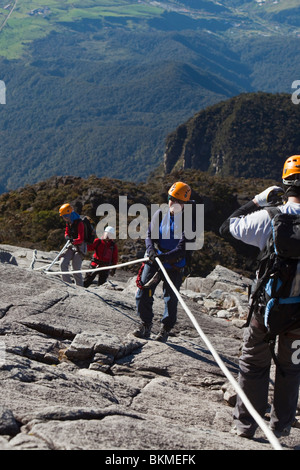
[83,226,118,288]
[59,203,86,287]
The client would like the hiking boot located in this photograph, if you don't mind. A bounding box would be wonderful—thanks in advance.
[230,425,254,439]
[154,325,171,342]
[270,426,291,438]
[132,322,152,339]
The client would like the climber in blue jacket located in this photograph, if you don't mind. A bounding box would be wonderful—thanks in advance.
[133,181,192,342]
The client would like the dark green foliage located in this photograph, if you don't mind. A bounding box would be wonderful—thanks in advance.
[0,170,279,277]
[164,92,300,181]
[1,15,300,193]
[268,7,300,27]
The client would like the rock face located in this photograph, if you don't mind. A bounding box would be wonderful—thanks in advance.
[0,244,299,451]
[163,92,300,181]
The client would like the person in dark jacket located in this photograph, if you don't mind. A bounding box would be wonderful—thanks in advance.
[133,181,192,342]
[59,203,86,287]
[84,226,118,288]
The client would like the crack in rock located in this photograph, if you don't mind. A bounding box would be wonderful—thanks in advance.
[0,304,13,319]
[20,321,75,341]
[21,405,144,425]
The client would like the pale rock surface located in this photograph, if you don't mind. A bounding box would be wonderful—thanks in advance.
[0,244,299,451]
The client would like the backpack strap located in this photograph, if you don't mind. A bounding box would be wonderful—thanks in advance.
[243,206,282,329]
[266,336,286,377]
[265,206,281,220]
[67,219,80,239]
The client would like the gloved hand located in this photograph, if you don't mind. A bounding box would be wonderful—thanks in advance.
[65,236,74,243]
[254,186,284,207]
[148,248,157,262]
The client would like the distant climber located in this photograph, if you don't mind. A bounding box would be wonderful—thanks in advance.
[59,203,86,287]
[83,226,118,288]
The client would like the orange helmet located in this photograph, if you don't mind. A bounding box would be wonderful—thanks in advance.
[168,182,191,202]
[59,203,73,216]
[282,155,300,185]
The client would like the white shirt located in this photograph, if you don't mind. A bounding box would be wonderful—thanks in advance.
[229,201,300,251]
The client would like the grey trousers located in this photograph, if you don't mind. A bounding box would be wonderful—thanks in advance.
[234,313,300,436]
[60,246,84,287]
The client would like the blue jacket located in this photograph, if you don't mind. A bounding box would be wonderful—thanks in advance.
[145,209,186,269]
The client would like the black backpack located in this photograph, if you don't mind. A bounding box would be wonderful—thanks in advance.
[246,207,300,373]
[81,216,96,244]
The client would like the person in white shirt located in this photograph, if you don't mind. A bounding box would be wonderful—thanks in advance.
[219,155,300,439]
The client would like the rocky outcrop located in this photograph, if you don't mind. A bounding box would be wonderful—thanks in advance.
[163,92,300,181]
[0,244,299,451]
[182,265,252,325]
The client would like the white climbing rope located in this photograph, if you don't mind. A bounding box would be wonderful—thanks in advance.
[29,249,37,270]
[44,256,149,275]
[44,240,71,271]
[32,241,72,271]
[42,251,282,450]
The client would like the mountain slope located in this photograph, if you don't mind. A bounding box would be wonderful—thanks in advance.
[0,1,300,191]
[0,28,251,191]
[163,92,300,181]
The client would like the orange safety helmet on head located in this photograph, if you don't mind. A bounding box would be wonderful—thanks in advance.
[282,155,300,186]
[59,203,73,216]
[168,182,191,202]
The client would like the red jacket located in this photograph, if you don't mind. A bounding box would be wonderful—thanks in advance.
[88,238,118,266]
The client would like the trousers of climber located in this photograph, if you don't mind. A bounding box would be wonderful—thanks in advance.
[133,181,192,342]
